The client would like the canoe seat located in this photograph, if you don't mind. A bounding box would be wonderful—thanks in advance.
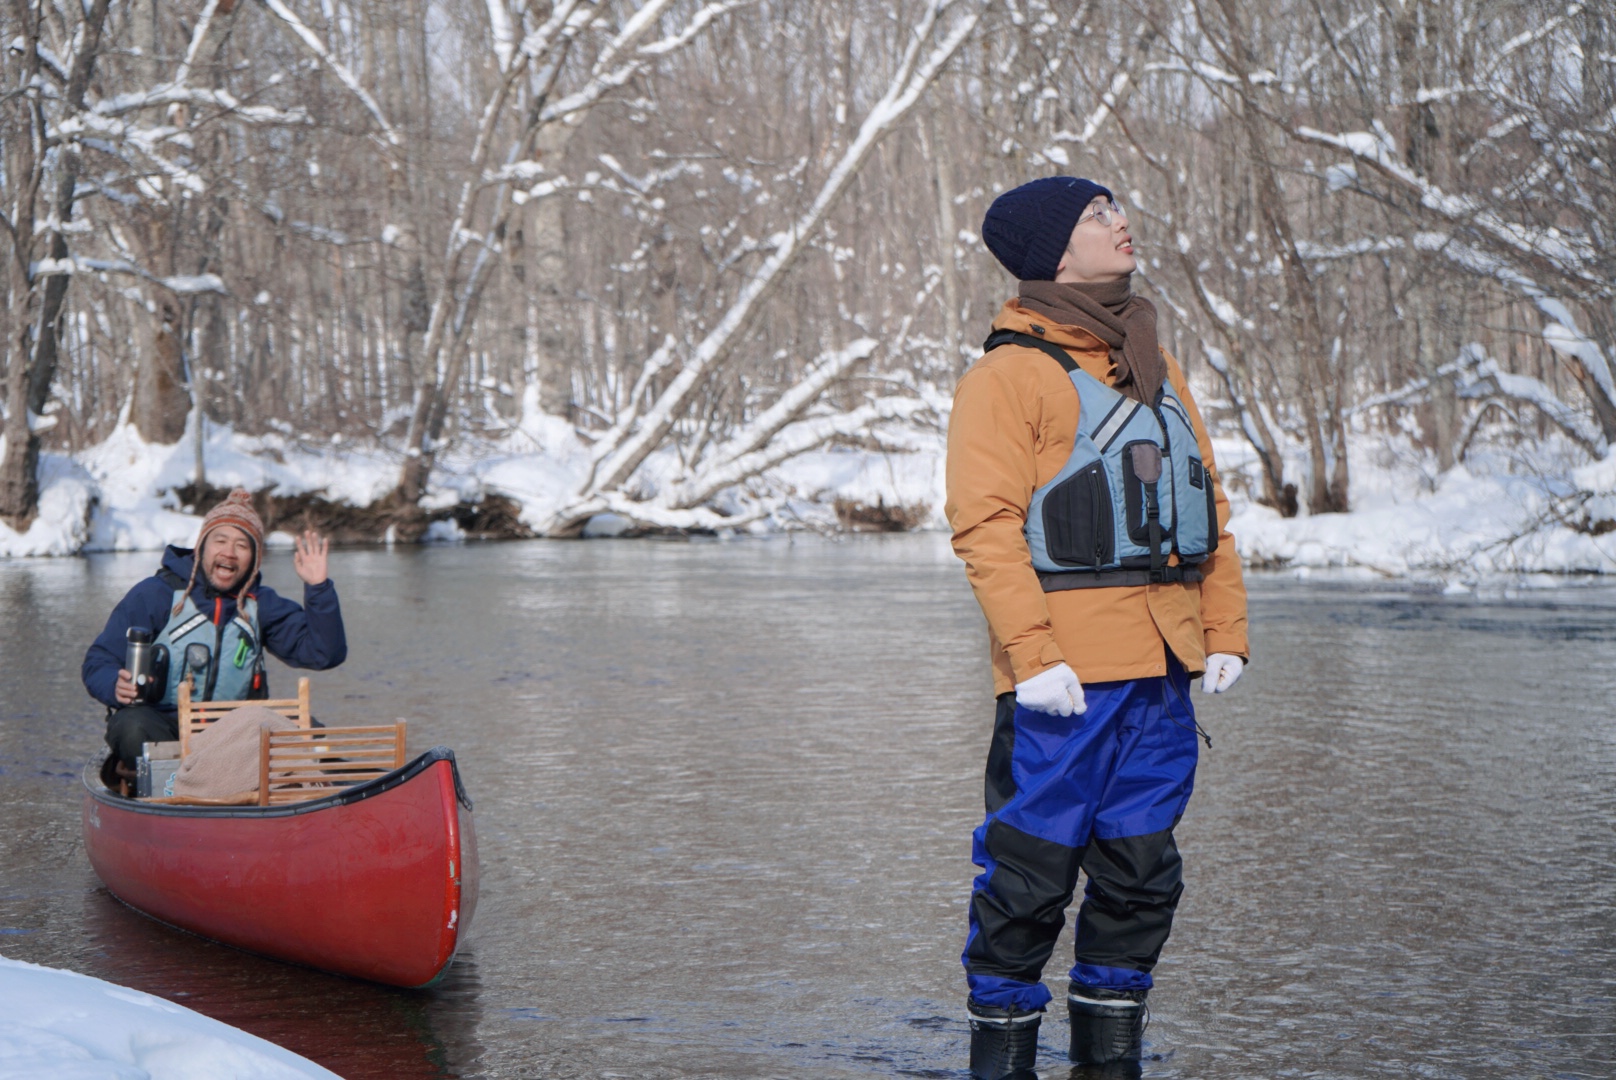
[177,676,310,758]
[258,721,408,806]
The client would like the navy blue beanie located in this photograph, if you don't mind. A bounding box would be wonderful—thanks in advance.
[981,176,1114,281]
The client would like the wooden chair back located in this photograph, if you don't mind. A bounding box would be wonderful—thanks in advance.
[178,676,311,757]
[258,721,408,806]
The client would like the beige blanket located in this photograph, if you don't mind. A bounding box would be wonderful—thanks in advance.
[171,706,297,800]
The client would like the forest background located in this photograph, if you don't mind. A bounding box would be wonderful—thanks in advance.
[3,0,1615,576]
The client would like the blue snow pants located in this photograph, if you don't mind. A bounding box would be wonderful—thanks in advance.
[962,657,1199,1012]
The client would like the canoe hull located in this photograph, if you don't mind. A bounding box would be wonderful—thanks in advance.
[83,747,476,988]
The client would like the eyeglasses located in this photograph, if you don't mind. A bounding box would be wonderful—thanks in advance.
[1075,199,1128,228]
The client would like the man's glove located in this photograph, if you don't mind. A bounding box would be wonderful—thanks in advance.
[1015,663,1086,716]
[1201,653,1244,694]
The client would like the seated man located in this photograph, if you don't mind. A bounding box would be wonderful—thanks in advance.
[83,489,347,786]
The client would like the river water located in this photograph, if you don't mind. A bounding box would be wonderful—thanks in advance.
[2,534,1613,1079]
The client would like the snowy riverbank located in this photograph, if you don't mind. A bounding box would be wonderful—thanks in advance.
[3,404,1614,579]
[0,399,950,556]
[0,956,337,1079]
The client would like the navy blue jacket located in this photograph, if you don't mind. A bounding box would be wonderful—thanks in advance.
[82,545,348,712]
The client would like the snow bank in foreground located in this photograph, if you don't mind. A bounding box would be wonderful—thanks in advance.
[0,956,337,1080]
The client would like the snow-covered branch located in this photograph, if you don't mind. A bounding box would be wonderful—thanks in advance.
[1420,234,1616,414]
[537,1,752,125]
[665,338,878,507]
[1454,343,1606,455]
[585,336,678,468]
[1293,125,1600,285]
[27,255,226,295]
[569,0,985,513]
[173,0,224,88]
[83,85,307,125]
[259,0,400,146]
[669,395,929,511]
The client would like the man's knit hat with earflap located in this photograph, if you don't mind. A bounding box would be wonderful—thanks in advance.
[178,488,266,611]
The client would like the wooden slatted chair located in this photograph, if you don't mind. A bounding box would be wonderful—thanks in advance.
[258,721,408,806]
[177,676,311,758]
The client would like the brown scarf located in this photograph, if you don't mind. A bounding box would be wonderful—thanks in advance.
[1018,278,1165,405]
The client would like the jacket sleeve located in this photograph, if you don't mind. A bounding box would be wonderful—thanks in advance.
[82,579,172,709]
[259,580,348,670]
[945,363,1067,684]
[1166,354,1250,661]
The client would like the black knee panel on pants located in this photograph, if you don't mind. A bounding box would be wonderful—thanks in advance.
[1074,828,1184,973]
[984,692,1018,813]
[966,817,1086,983]
[104,705,179,767]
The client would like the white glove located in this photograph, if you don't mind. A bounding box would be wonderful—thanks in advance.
[1201,653,1244,694]
[1015,663,1086,716]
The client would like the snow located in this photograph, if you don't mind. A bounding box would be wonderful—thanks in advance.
[1221,432,1616,579]
[1,414,398,558]
[156,274,225,295]
[768,436,948,530]
[0,447,97,557]
[0,956,338,1080]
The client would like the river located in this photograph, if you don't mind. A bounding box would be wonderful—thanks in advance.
[2,535,1613,1078]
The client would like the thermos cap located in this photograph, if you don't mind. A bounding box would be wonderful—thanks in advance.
[126,627,153,644]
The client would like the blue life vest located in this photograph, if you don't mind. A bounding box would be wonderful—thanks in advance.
[153,588,264,706]
[985,330,1218,590]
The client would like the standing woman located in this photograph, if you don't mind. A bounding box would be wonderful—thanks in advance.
[944,176,1249,1077]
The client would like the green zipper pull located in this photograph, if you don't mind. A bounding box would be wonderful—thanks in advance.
[234,637,251,668]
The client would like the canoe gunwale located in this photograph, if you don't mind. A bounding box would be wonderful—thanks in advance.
[82,745,473,819]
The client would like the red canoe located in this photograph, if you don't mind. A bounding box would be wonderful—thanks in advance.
[82,747,478,988]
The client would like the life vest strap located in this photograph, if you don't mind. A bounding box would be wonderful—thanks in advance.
[983,329,1078,373]
[1039,566,1203,591]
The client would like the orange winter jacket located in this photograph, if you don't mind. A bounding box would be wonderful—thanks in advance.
[946,299,1249,694]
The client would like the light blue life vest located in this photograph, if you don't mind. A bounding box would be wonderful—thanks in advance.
[153,589,263,706]
[986,331,1218,590]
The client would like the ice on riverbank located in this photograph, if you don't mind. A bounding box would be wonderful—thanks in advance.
[3,407,1613,579]
[0,956,338,1080]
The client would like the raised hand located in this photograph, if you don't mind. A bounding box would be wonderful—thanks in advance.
[293,529,330,585]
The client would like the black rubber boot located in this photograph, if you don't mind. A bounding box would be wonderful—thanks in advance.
[967,999,1043,1079]
[1068,985,1146,1064]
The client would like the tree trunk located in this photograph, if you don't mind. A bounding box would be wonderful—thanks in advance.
[1214,0,1348,512]
[926,109,965,372]
[526,124,578,417]
[133,296,193,445]
[1571,307,1616,446]
[0,0,112,527]
[0,352,41,530]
